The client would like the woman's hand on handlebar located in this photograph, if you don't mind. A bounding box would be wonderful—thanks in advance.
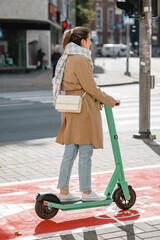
[115,100,120,106]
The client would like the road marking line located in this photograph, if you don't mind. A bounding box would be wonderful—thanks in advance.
[0,191,28,197]
[0,103,32,107]
[0,165,160,187]
[134,187,152,191]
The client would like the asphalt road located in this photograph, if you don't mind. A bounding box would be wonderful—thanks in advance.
[1,82,160,143]
[0,95,61,142]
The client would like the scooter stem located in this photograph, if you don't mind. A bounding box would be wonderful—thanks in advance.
[104,105,130,200]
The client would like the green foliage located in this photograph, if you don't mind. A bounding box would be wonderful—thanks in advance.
[76,0,95,27]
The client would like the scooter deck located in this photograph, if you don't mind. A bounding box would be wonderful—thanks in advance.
[43,199,113,211]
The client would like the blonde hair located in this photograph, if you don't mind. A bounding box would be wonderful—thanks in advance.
[62,27,90,50]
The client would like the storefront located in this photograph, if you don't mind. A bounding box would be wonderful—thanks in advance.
[0,0,62,70]
[0,0,76,71]
[0,21,26,69]
[0,18,62,70]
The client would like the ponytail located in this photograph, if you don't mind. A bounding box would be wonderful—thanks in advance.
[62,27,90,50]
[62,30,72,51]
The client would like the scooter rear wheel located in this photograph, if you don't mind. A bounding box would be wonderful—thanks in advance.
[35,194,60,219]
[114,186,136,210]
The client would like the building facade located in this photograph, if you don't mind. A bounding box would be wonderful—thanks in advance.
[90,0,160,57]
[0,0,75,69]
[90,0,125,46]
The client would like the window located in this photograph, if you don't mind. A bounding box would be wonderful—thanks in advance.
[96,8,102,29]
[152,18,158,34]
[108,8,114,31]
[98,34,102,44]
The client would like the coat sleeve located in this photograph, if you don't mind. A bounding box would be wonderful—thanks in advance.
[74,55,117,108]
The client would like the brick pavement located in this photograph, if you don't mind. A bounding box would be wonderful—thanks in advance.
[0,58,139,93]
[0,132,160,239]
[0,132,160,184]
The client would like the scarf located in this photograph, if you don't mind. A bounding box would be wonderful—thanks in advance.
[52,42,93,105]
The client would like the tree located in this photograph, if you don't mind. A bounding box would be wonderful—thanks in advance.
[76,0,95,27]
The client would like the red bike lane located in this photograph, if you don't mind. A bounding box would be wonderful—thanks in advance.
[0,165,160,240]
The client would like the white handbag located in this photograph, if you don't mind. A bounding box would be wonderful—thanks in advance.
[55,92,86,113]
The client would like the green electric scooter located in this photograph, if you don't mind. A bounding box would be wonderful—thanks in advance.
[35,105,136,219]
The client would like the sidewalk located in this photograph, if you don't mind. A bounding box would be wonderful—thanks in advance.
[0,58,139,93]
[0,132,160,239]
[0,132,160,184]
[1,58,160,240]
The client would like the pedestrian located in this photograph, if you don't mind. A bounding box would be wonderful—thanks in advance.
[36,48,45,70]
[52,27,120,203]
[51,46,61,77]
[0,51,5,67]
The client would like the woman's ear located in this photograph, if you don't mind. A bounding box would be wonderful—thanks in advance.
[81,39,85,47]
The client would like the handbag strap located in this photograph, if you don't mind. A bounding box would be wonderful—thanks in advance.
[59,91,86,97]
[82,92,87,98]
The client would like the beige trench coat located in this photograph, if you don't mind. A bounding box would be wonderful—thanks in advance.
[56,55,116,149]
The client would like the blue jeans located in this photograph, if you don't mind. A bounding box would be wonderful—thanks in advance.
[57,144,93,192]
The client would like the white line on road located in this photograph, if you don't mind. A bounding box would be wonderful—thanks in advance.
[0,103,33,107]
[0,191,28,197]
[134,186,152,191]
[0,165,159,187]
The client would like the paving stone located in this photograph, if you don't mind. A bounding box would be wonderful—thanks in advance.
[137,230,160,239]
[119,224,144,234]
[154,225,160,230]
[147,220,160,226]
[144,238,160,240]
[134,222,158,232]
[83,231,104,240]
[122,236,142,240]
[96,227,121,235]
[60,234,76,240]
[98,230,130,239]
[107,238,126,240]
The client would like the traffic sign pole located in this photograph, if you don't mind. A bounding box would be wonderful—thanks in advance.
[124,16,134,76]
[134,0,155,139]
[125,24,131,76]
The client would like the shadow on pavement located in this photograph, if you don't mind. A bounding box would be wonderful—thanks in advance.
[93,65,104,74]
[119,224,136,240]
[142,139,160,156]
[34,209,140,240]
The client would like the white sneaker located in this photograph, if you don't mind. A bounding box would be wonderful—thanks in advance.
[58,192,81,203]
[82,190,107,202]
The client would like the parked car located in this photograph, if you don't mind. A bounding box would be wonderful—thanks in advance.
[102,44,130,57]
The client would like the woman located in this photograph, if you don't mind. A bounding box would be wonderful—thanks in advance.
[52,27,120,203]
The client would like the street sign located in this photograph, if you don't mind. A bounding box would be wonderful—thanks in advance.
[91,30,98,44]
[124,16,135,25]
[0,165,160,240]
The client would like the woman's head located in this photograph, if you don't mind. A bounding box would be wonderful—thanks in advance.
[62,27,92,50]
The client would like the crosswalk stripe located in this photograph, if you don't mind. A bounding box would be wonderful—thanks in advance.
[101,92,160,131]
[113,113,160,120]
[116,118,160,125]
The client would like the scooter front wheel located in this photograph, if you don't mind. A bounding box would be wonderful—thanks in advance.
[114,186,136,210]
[35,194,60,219]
